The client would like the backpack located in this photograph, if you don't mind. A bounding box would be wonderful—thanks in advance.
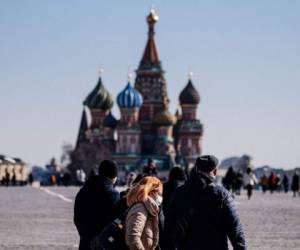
[90,208,130,250]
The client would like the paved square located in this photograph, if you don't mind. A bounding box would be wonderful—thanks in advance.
[0,187,299,250]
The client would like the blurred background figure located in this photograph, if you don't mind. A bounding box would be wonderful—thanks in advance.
[243,167,258,200]
[275,174,281,192]
[76,169,86,186]
[28,172,34,186]
[268,172,277,194]
[162,167,187,215]
[126,172,137,188]
[61,171,72,186]
[143,158,158,177]
[291,170,300,198]
[260,174,269,193]
[234,170,244,195]
[222,166,236,193]
[282,174,289,193]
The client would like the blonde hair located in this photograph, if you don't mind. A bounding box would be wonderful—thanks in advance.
[126,176,162,206]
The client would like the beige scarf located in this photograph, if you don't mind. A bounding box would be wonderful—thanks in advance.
[143,197,160,249]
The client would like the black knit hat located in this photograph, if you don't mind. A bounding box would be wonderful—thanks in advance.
[169,167,187,182]
[195,155,219,173]
[98,160,118,179]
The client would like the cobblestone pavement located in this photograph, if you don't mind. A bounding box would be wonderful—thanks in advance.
[0,187,299,250]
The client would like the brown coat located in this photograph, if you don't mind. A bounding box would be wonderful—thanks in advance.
[125,198,159,250]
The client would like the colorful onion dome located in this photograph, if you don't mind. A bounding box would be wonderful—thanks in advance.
[154,109,177,126]
[84,76,114,110]
[117,82,143,108]
[103,112,117,129]
[179,77,200,105]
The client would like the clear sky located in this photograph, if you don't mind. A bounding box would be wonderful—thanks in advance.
[0,1,299,169]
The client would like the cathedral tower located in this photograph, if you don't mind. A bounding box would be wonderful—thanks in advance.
[116,76,143,155]
[134,9,170,154]
[176,73,203,167]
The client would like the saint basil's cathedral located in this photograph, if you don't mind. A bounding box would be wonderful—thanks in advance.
[69,9,203,176]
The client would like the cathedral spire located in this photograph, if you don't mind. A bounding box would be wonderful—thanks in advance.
[76,108,88,148]
[139,8,161,70]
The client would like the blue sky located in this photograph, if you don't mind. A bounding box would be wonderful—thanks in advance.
[0,1,299,169]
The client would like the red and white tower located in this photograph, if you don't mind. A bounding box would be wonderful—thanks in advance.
[134,9,170,154]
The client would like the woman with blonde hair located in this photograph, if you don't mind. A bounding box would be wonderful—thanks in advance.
[125,176,163,250]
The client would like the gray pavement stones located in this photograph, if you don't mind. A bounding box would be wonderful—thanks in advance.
[0,187,299,250]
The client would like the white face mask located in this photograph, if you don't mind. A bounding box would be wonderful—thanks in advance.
[155,195,163,206]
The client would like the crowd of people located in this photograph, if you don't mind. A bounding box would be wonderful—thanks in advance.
[74,156,247,250]
[222,166,300,199]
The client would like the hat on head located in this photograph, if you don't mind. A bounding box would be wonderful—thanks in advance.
[196,155,219,173]
[98,160,118,179]
[148,158,154,165]
[169,167,187,182]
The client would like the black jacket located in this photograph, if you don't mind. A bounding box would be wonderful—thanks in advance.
[162,180,185,216]
[166,171,246,250]
[74,175,120,250]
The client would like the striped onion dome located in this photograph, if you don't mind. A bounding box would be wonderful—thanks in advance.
[117,82,143,108]
[84,77,114,110]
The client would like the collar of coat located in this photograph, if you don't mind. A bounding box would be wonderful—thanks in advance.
[188,171,215,191]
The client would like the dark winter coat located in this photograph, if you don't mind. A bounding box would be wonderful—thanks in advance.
[162,180,185,216]
[291,174,300,191]
[74,175,120,250]
[165,171,246,250]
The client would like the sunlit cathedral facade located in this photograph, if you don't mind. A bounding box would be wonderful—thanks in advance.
[69,9,203,175]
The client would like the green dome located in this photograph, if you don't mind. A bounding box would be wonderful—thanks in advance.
[84,77,114,110]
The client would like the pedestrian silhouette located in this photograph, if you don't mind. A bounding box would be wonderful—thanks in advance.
[291,170,300,197]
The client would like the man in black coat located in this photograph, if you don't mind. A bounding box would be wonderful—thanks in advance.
[74,160,120,250]
[162,167,187,216]
[166,155,246,250]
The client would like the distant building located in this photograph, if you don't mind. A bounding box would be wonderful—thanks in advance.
[69,9,204,176]
[0,155,28,184]
[219,155,253,173]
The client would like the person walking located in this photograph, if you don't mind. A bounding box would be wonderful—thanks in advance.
[143,158,158,177]
[234,171,244,195]
[260,174,268,193]
[291,170,300,197]
[222,166,236,193]
[282,174,289,193]
[166,155,246,250]
[268,172,277,194]
[162,167,187,216]
[125,176,163,250]
[243,167,258,200]
[74,160,120,250]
